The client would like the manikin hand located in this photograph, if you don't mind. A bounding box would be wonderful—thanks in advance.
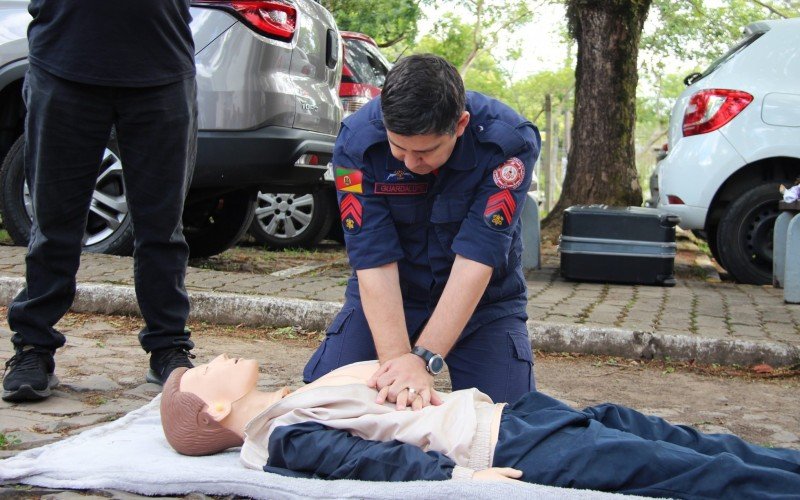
[472,467,524,483]
[368,353,443,410]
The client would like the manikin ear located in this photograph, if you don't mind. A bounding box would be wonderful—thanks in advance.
[205,401,232,421]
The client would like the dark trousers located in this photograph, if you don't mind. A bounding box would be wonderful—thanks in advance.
[303,298,534,404]
[494,392,800,499]
[7,65,197,353]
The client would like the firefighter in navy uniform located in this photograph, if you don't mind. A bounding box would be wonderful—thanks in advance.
[304,54,541,408]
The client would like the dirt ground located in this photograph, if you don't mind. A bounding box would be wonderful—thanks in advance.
[189,318,800,450]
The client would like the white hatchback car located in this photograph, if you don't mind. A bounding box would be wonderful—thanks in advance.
[657,18,800,285]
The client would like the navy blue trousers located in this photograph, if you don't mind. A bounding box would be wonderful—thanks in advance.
[494,392,800,499]
[7,65,197,353]
[303,297,534,403]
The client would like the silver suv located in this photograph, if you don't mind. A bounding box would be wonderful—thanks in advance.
[0,0,343,257]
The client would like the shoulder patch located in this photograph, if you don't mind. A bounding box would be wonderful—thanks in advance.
[483,190,517,230]
[492,157,525,189]
[335,167,363,194]
[340,194,363,234]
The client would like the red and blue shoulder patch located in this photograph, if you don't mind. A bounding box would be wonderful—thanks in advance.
[483,190,516,230]
[492,157,525,190]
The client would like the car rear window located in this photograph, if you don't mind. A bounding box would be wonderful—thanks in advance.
[344,38,390,88]
[697,31,766,81]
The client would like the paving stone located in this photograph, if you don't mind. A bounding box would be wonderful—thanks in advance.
[33,413,111,433]
[61,374,122,392]
[23,396,90,416]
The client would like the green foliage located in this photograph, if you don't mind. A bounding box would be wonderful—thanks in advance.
[414,13,474,67]
[319,0,428,47]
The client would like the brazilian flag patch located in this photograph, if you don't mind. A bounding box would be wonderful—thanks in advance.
[335,167,363,194]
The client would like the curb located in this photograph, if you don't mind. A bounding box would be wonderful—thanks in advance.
[1,277,798,367]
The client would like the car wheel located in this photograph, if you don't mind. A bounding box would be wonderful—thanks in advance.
[715,182,783,285]
[704,224,723,267]
[248,188,334,249]
[183,190,256,259]
[0,134,134,256]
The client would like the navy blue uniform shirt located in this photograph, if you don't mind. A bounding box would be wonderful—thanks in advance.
[27,0,195,87]
[334,91,541,327]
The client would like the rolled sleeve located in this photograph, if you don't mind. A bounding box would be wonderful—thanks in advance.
[334,135,404,271]
[452,124,540,269]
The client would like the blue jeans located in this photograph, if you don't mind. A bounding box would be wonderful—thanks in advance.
[7,65,197,353]
[494,391,800,499]
[303,297,534,404]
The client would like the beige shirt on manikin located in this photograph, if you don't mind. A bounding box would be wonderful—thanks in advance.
[240,361,506,479]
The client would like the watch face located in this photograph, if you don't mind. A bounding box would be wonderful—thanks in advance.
[429,355,445,374]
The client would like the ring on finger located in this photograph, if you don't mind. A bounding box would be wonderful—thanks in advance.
[407,387,417,398]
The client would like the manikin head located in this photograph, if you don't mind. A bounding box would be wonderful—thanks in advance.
[160,354,287,456]
[381,54,470,175]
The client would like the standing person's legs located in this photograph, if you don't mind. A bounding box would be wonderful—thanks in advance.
[303,299,429,383]
[112,78,197,383]
[4,66,114,401]
[584,402,800,473]
[493,392,800,498]
[446,313,533,403]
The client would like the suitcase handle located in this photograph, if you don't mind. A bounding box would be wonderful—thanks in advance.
[660,213,681,227]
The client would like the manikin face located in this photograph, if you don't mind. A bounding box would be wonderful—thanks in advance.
[180,354,259,408]
[386,111,470,175]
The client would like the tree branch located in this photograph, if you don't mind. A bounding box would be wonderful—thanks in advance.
[749,0,789,18]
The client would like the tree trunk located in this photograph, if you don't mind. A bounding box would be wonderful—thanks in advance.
[541,0,650,240]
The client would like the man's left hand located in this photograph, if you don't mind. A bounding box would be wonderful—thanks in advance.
[368,353,443,410]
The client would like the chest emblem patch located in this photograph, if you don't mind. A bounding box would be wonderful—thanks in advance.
[484,190,517,230]
[335,167,363,194]
[340,194,362,234]
[492,157,525,190]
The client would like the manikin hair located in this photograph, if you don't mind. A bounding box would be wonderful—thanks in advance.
[381,53,466,136]
[160,367,244,456]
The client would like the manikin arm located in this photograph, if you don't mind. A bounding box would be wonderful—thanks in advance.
[266,421,463,481]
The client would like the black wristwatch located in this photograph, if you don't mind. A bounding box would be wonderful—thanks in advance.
[411,346,445,375]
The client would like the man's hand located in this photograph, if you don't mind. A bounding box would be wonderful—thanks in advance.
[472,468,523,483]
[368,353,443,410]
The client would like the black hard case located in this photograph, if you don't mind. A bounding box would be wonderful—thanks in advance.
[559,206,680,286]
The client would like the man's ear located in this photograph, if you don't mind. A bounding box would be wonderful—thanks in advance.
[204,401,232,421]
[455,111,470,138]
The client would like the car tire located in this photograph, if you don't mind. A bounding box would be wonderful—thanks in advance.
[715,182,783,285]
[0,134,135,256]
[183,190,257,259]
[704,224,723,267]
[248,188,334,249]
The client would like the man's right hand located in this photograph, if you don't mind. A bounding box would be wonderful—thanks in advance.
[368,353,443,410]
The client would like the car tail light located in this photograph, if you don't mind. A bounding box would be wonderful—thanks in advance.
[682,89,752,137]
[340,82,375,117]
[192,1,296,41]
[341,96,371,117]
[667,195,685,205]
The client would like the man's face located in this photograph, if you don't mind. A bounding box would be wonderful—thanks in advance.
[180,354,259,406]
[386,111,470,175]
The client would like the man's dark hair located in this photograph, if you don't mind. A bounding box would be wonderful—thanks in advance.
[381,54,466,136]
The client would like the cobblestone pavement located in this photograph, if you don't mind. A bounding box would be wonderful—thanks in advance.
[0,240,797,356]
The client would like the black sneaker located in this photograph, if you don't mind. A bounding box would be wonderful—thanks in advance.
[146,347,195,385]
[2,346,58,402]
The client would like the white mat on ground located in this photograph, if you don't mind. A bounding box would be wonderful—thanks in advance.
[0,396,639,499]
